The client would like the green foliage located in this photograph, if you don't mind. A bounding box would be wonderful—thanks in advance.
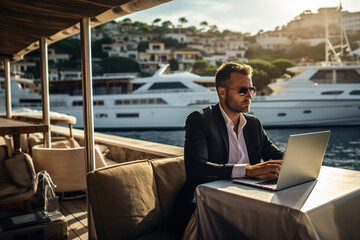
[246,59,280,79]
[92,37,112,58]
[192,60,210,74]
[152,38,186,49]
[100,57,140,73]
[271,59,295,74]
[200,67,217,76]
[137,41,148,52]
[252,69,268,90]
[52,39,81,60]
[168,59,179,71]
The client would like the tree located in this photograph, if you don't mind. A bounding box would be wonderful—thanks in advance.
[152,18,161,26]
[92,37,112,58]
[168,58,179,71]
[122,18,132,24]
[178,17,188,27]
[161,20,173,29]
[137,41,148,52]
[52,39,81,60]
[200,21,208,31]
[252,69,268,91]
[100,57,140,73]
[271,59,295,75]
[192,60,210,74]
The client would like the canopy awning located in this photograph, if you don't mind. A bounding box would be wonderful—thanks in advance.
[0,0,170,62]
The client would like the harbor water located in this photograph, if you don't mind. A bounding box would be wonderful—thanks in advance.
[101,126,360,171]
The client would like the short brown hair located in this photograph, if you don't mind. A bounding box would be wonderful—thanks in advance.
[215,62,253,89]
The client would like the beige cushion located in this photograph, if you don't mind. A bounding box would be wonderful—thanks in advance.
[151,157,185,223]
[50,139,81,149]
[0,145,10,185]
[87,160,163,240]
[32,142,105,193]
[3,153,36,188]
[4,135,13,157]
[32,146,87,192]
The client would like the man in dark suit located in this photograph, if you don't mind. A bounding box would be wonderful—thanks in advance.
[170,62,283,235]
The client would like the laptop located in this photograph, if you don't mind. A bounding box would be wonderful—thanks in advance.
[233,130,330,191]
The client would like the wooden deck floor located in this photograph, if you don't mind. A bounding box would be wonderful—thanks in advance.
[60,198,88,239]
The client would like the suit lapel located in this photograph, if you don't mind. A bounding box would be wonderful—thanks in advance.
[213,104,229,161]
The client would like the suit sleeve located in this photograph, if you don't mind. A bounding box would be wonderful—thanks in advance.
[257,118,284,161]
[184,111,233,185]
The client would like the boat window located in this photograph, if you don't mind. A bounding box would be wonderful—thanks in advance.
[149,82,188,90]
[156,98,167,104]
[321,91,343,95]
[349,90,360,95]
[18,99,42,107]
[95,113,108,118]
[115,98,167,105]
[116,113,139,118]
[72,101,83,106]
[277,113,287,117]
[93,100,104,106]
[310,70,360,84]
[303,110,312,114]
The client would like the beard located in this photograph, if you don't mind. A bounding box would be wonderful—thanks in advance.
[224,90,250,113]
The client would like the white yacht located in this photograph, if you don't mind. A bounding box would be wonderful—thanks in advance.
[1,63,360,129]
[250,64,360,126]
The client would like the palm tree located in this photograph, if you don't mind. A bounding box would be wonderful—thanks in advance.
[152,18,161,26]
[200,21,208,32]
[162,20,173,29]
[178,17,188,28]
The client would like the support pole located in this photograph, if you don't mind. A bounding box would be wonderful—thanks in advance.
[4,59,12,119]
[80,17,96,240]
[40,37,51,148]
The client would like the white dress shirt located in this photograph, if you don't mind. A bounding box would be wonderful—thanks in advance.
[219,104,250,178]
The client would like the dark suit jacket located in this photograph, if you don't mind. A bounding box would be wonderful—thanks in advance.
[181,103,284,204]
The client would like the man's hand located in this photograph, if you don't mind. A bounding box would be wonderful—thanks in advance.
[245,160,283,180]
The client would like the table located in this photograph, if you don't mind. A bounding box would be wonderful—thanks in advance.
[191,166,360,240]
[0,211,67,239]
[0,117,48,151]
[12,115,75,138]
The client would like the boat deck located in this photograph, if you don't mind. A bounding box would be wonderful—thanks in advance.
[60,198,88,239]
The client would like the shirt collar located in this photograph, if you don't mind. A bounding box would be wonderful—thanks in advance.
[219,103,247,130]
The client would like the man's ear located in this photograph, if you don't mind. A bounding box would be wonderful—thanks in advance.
[218,87,226,99]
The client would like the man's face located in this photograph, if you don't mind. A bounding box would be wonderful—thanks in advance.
[223,72,253,113]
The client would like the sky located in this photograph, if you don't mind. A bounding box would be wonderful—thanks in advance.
[119,0,360,35]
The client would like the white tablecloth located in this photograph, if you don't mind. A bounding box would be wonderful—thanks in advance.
[186,166,360,240]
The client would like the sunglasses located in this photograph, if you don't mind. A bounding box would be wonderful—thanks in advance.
[224,86,256,96]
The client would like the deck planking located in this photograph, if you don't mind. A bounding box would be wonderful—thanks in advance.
[60,198,88,239]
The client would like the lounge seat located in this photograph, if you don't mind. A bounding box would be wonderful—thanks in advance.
[32,139,106,193]
[0,145,37,209]
[87,156,185,240]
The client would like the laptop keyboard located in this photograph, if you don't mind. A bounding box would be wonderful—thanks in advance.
[257,179,278,185]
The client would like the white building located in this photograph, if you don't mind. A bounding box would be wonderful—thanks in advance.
[48,48,70,64]
[59,70,82,80]
[256,30,291,49]
[102,41,138,58]
[295,38,325,46]
[342,11,360,32]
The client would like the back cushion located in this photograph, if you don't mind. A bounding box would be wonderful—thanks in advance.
[3,152,35,188]
[151,157,185,223]
[0,145,10,184]
[87,160,162,240]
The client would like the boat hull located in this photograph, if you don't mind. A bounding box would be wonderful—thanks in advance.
[49,98,360,129]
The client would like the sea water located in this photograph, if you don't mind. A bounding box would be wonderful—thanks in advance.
[102,126,360,171]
